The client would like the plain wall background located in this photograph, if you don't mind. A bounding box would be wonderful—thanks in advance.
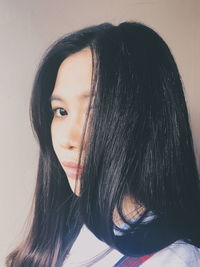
[0,0,199,265]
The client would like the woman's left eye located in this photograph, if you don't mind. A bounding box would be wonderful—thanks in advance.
[52,107,68,117]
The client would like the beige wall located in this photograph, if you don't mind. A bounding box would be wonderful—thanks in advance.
[0,0,199,265]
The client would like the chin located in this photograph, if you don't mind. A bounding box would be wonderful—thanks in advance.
[67,177,81,196]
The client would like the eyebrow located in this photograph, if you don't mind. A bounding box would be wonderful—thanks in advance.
[50,92,95,102]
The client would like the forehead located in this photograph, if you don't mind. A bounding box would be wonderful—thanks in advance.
[52,47,93,97]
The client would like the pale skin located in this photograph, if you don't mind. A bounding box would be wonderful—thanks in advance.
[50,47,145,226]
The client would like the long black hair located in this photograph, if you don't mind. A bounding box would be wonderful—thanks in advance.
[6,21,200,266]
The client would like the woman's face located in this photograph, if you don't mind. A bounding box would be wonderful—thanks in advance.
[50,47,93,196]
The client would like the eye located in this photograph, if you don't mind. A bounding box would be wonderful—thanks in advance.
[52,107,68,118]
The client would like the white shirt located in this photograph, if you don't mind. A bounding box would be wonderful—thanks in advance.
[62,224,124,266]
[142,240,200,267]
[62,223,200,266]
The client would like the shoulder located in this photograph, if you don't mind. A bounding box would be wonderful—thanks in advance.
[141,240,200,267]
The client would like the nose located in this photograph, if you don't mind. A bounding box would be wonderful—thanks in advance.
[60,114,85,151]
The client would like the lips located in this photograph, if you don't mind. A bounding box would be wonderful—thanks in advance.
[61,161,83,178]
[61,161,83,169]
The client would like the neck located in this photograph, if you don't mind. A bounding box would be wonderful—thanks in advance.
[112,195,145,226]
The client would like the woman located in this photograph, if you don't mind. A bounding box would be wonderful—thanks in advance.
[6,21,200,266]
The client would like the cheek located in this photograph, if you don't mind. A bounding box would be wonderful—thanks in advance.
[50,121,59,153]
